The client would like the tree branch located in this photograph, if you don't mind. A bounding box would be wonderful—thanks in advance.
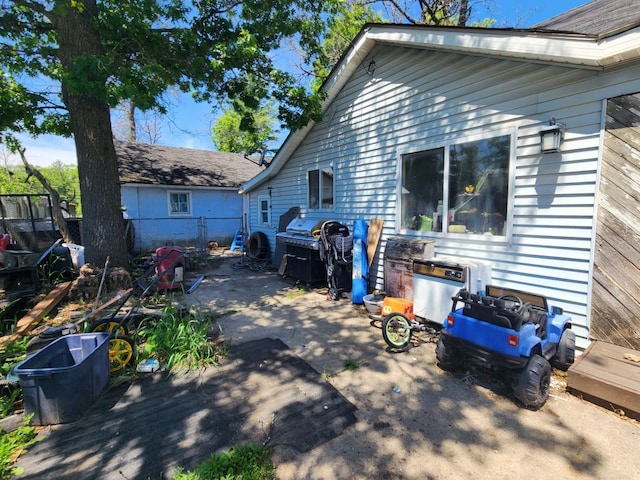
[18,148,73,244]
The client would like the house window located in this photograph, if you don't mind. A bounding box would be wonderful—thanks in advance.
[308,165,334,209]
[400,133,512,237]
[258,195,271,225]
[168,191,191,215]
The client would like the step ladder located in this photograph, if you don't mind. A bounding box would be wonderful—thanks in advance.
[229,229,245,252]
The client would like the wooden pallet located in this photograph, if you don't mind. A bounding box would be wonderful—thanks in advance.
[568,340,640,419]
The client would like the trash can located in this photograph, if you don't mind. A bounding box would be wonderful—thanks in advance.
[14,333,111,425]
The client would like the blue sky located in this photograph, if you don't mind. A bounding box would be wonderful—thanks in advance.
[5,0,589,167]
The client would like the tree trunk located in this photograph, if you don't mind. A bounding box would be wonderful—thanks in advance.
[53,1,129,268]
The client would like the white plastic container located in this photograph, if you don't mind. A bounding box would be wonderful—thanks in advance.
[62,243,85,268]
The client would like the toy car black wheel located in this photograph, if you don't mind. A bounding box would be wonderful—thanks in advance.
[552,329,576,371]
[512,354,551,410]
[382,313,412,350]
[435,334,465,371]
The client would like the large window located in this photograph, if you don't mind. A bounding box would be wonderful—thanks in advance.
[308,165,334,209]
[168,191,191,215]
[400,133,511,237]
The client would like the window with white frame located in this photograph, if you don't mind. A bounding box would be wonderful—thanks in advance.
[168,191,191,215]
[258,195,271,225]
[308,165,334,210]
[400,132,512,237]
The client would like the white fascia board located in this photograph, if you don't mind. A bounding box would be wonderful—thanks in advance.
[366,25,640,69]
[366,28,604,67]
[598,26,640,66]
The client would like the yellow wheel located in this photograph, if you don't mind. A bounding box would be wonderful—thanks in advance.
[90,318,129,336]
[108,335,136,373]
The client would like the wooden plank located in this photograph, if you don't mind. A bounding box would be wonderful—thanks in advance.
[0,282,72,346]
[366,218,384,267]
[568,341,640,419]
[15,281,71,332]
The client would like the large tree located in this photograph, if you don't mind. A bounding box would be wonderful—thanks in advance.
[366,0,475,25]
[212,100,277,155]
[0,0,337,267]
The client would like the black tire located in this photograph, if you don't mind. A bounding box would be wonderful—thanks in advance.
[512,354,551,409]
[552,329,576,371]
[382,313,412,350]
[435,334,466,371]
[328,288,339,301]
[247,232,269,259]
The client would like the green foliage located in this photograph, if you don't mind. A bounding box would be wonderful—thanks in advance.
[0,415,38,480]
[0,161,81,214]
[0,0,341,140]
[343,358,359,371]
[172,444,275,480]
[212,101,277,155]
[0,338,27,381]
[136,304,224,371]
[313,1,384,91]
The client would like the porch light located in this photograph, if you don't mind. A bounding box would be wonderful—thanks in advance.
[539,118,565,153]
[367,59,376,76]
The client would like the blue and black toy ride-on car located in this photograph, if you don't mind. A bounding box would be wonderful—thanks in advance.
[436,285,576,410]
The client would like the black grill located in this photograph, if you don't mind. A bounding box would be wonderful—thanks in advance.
[276,219,326,283]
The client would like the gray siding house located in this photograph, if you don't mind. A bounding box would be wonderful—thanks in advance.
[241,0,640,350]
[117,141,263,251]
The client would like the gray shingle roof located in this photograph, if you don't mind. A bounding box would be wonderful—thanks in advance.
[116,141,264,188]
[534,0,640,36]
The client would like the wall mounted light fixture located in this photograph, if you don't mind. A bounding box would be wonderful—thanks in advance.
[539,118,565,153]
[367,59,376,76]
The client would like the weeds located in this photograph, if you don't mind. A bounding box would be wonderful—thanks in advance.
[136,303,225,371]
[172,443,274,480]
[285,287,307,300]
[0,415,38,480]
[343,359,359,371]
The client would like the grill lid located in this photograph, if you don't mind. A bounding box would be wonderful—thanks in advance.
[285,218,326,237]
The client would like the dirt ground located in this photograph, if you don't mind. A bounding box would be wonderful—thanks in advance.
[184,252,640,480]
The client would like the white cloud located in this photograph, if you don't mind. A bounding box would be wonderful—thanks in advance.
[5,134,77,167]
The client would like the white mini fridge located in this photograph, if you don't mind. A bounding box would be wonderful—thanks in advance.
[412,257,492,325]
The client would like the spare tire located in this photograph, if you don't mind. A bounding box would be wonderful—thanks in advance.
[247,231,269,259]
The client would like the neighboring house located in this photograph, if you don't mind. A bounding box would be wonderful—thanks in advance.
[241,0,640,351]
[117,141,264,251]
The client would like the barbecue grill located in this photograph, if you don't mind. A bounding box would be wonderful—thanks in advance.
[276,218,326,283]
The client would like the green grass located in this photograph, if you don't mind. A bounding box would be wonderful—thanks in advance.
[172,443,275,480]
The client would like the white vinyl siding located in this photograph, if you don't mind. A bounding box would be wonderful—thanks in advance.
[248,43,640,348]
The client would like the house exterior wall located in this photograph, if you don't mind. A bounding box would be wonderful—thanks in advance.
[121,184,243,251]
[247,43,640,348]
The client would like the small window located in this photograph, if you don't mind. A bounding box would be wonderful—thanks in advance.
[308,165,333,210]
[168,191,191,215]
[258,195,271,225]
[400,133,511,237]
